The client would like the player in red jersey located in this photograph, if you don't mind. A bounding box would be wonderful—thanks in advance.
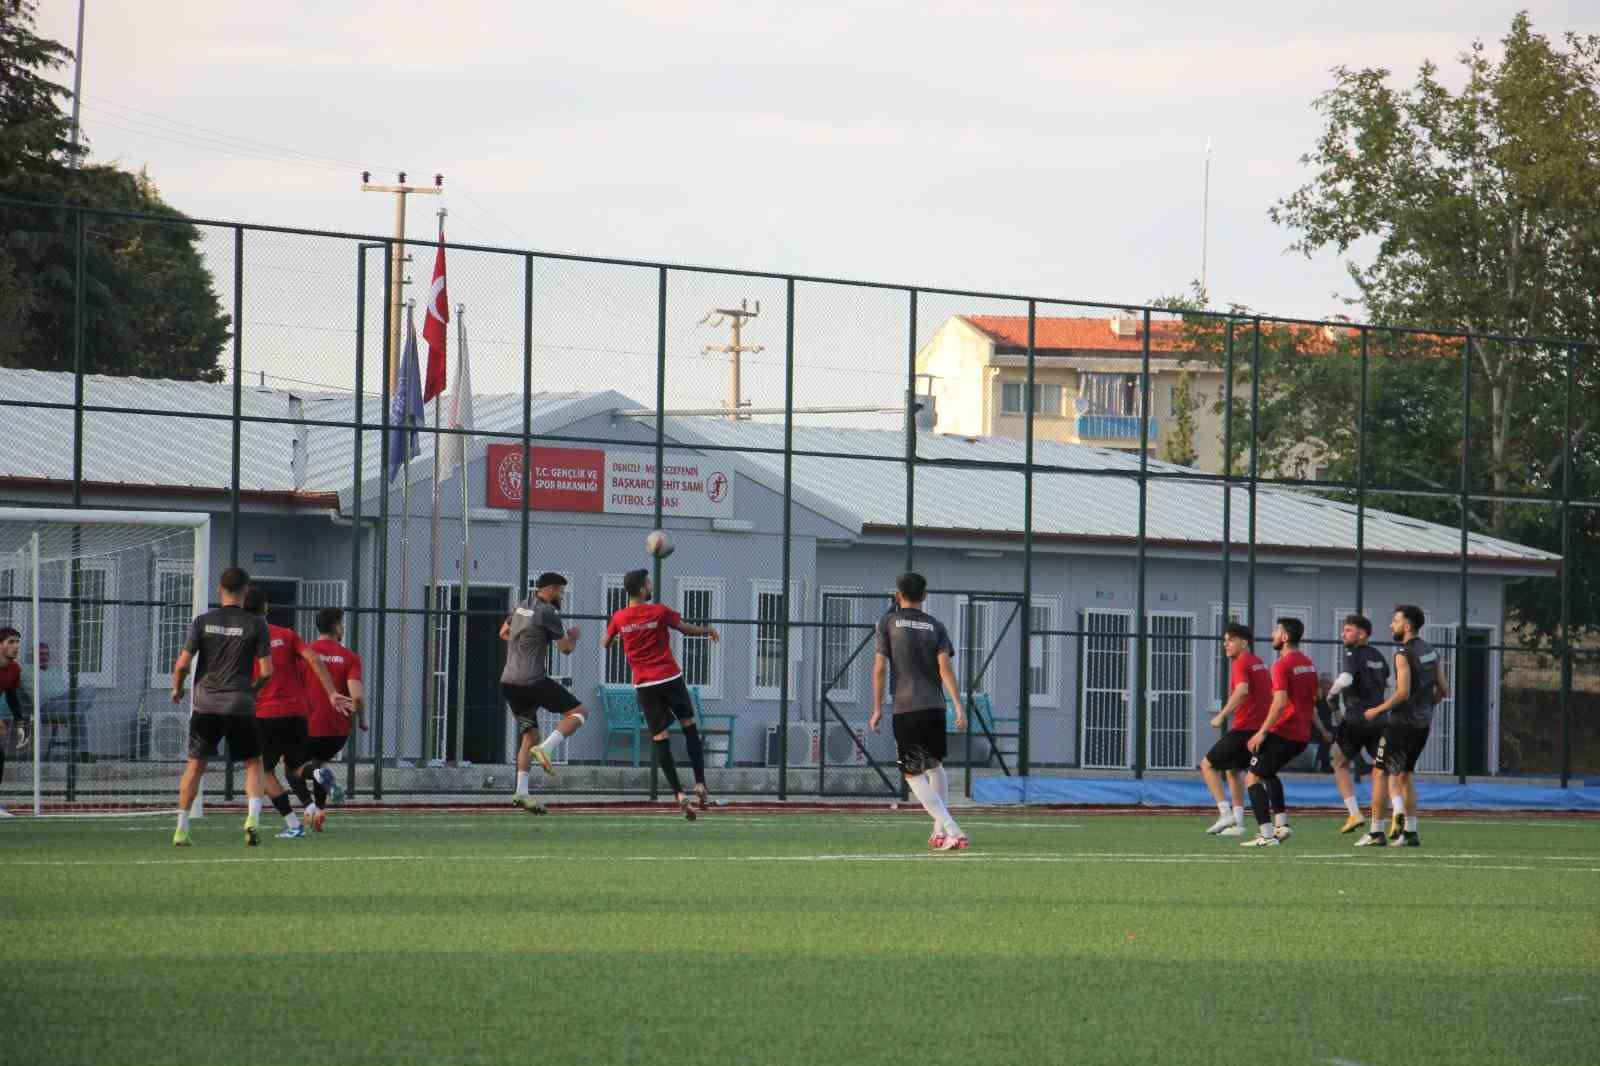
[1240,617,1318,847]
[1198,623,1271,837]
[246,589,352,839]
[300,607,365,831]
[0,626,30,817]
[601,568,721,818]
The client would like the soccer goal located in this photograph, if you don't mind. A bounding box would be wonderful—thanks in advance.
[0,508,209,817]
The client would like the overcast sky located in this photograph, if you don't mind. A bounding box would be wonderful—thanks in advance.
[34,2,1598,408]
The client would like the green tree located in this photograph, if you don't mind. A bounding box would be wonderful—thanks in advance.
[0,1,229,381]
[1160,369,1198,467]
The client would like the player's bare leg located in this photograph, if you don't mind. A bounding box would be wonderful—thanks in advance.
[1358,767,1389,846]
[174,757,205,845]
[651,727,695,820]
[1332,747,1364,831]
[511,730,547,814]
[1200,756,1232,833]
[1401,772,1419,840]
[531,707,586,776]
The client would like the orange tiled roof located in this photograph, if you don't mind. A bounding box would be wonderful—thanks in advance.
[960,314,1460,359]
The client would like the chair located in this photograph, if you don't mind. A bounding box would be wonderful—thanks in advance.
[944,692,1020,767]
[686,687,737,769]
[44,687,95,762]
[597,685,648,766]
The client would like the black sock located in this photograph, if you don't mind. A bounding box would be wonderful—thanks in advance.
[1266,775,1286,813]
[1247,782,1271,826]
[652,737,683,795]
[680,723,706,786]
[312,778,328,807]
[287,769,312,807]
[271,792,292,818]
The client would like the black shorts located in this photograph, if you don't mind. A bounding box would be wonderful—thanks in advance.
[259,716,310,773]
[637,677,695,736]
[187,713,261,762]
[503,679,582,734]
[1248,733,1307,777]
[306,735,348,762]
[1204,730,1254,772]
[1336,716,1384,762]
[891,707,948,776]
[1377,722,1431,775]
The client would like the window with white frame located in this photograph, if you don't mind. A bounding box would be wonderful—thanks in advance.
[0,560,20,631]
[1080,372,1142,416]
[1209,602,1247,709]
[819,588,862,703]
[600,575,632,685]
[1271,604,1313,657]
[1000,381,1063,416]
[528,575,575,680]
[675,578,723,698]
[953,596,995,694]
[149,562,194,688]
[1027,597,1060,706]
[54,560,116,686]
[750,580,800,700]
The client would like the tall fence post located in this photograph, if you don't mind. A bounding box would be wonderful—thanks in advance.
[1018,301,1036,781]
[372,241,394,801]
[72,210,85,508]
[650,266,666,803]
[1558,344,1575,788]
[1133,309,1152,778]
[779,278,795,801]
[224,225,243,801]
[348,243,373,798]
[1219,320,1234,731]
[904,289,918,573]
[1355,329,1369,614]
[1457,337,1472,784]
[1247,319,1261,636]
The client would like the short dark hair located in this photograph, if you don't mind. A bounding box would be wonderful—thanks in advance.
[535,571,568,590]
[623,568,650,598]
[1395,604,1425,631]
[219,566,250,593]
[1223,622,1252,642]
[243,587,267,616]
[1276,616,1304,644]
[895,572,928,603]
[0,626,19,643]
[316,607,344,635]
[1344,613,1372,635]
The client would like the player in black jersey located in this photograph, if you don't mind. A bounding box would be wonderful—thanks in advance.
[1355,605,1446,847]
[1326,615,1390,833]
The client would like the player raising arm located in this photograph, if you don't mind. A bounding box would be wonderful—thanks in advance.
[601,568,721,817]
[500,573,587,814]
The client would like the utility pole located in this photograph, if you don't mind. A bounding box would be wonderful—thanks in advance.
[700,300,762,420]
[1200,139,1212,297]
[361,171,443,388]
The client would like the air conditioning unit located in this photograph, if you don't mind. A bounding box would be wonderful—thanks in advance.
[822,723,871,766]
[766,723,817,768]
[146,710,190,761]
[766,723,880,768]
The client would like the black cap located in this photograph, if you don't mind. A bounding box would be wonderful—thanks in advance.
[534,572,568,590]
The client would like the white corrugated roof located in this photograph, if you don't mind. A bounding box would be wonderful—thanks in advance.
[0,369,1555,567]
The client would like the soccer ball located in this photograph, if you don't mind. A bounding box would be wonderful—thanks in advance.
[645,529,674,559]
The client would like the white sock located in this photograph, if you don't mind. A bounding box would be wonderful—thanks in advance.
[1373,818,1387,833]
[1407,816,1418,833]
[1216,801,1231,818]
[1259,823,1275,839]
[1273,811,1289,828]
[1344,795,1360,817]
[931,764,949,807]
[537,731,567,756]
[515,771,529,795]
[907,774,961,839]
[176,810,191,832]
[284,811,301,830]
[1232,805,1245,826]
[306,802,320,818]
[1391,794,1403,814]
[247,797,263,820]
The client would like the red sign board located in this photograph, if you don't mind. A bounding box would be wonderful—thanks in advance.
[485,445,605,512]
[485,444,736,518]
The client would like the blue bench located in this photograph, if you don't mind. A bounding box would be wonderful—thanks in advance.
[944,692,1020,766]
[596,684,736,768]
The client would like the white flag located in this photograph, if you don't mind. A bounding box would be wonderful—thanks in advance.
[439,305,474,481]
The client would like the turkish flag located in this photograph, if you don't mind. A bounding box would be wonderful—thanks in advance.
[421,227,448,401]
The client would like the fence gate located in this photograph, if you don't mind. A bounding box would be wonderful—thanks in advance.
[1419,624,1457,774]
[1146,612,1195,770]
[1080,609,1133,769]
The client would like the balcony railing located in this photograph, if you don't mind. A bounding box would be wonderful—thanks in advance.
[1076,415,1158,440]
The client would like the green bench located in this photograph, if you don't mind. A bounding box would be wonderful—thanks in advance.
[944,692,1021,766]
[596,684,736,768]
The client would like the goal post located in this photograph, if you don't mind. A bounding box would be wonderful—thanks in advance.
[0,508,211,817]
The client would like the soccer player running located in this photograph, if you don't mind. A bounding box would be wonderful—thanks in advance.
[868,572,968,852]
[1240,617,1318,847]
[1326,614,1390,834]
[601,568,721,818]
[0,626,30,817]
[1199,623,1271,837]
[301,608,366,830]
[500,572,586,813]
[1355,605,1446,848]
[246,589,353,839]
[169,567,273,847]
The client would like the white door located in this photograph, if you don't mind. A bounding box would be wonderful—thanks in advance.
[1146,613,1195,770]
[1080,609,1133,769]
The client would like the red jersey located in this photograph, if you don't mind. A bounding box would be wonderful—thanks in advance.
[255,624,310,718]
[1228,652,1273,732]
[0,660,20,719]
[604,603,683,686]
[1270,650,1318,743]
[303,638,362,737]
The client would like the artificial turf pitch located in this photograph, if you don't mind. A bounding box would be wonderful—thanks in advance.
[5,807,1597,1066]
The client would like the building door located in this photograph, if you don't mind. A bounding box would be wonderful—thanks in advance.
[1417,623,1493,774]
[1080,609,1133,769]
[250,579,299,630]
[1146,613,1195,770]
[439,584,510,765]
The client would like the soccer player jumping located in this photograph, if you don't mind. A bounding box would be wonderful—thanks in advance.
[869,572,968,851]
[500,572,586,813]
[1240,617,1317,847]
[1199,623,1271,837]
[601,568,721,817]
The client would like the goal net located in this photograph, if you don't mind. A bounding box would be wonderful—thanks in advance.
[0,508,209,817]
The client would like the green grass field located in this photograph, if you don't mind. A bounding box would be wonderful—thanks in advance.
[5,807,1598,1066]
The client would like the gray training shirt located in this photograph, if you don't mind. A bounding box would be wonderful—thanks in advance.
[185,606,270,715]
[875,607,954,715]
[1392,636,1441,728]
[501,596,565,685]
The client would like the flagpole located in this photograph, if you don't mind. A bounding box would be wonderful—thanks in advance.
[429,393,441,760]
[398,301,416,764]
[454,303,470,768]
